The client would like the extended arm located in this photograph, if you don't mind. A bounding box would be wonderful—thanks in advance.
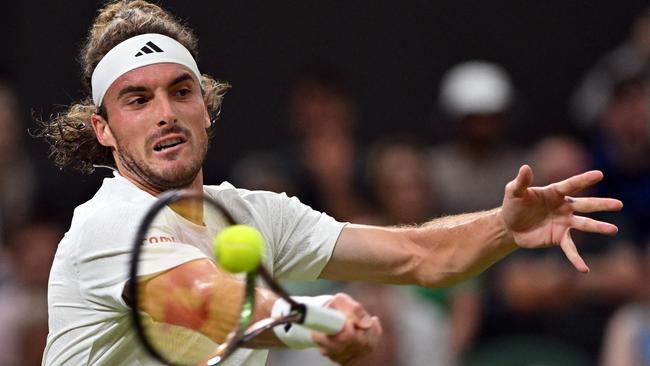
[321,209,514,287]
[321,166,622,287]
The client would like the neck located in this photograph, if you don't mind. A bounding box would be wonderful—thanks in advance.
[169,197,204,226]
[118,167,206,225]
[168,171,205,226]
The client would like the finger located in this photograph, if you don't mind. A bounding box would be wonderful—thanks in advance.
[355,316,381,333]
[354,314,374,330]
[331,295,371,327]
[568,197,623,213]
[552,170,603,196]
[572,215,619,235]
[560,231,590,273]
[506,165,533,197]
[366,316,382,338]
[312,319,355,348]
[315,322,369,364]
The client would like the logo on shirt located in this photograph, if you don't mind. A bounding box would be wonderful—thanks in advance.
[144,235,176,244]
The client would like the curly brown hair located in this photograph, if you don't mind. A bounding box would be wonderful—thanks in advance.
[35,0,230,174]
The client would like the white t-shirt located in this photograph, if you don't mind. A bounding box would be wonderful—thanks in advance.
[43,172,345,366]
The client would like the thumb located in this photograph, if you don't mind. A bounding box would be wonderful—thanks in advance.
[508,165,534,198]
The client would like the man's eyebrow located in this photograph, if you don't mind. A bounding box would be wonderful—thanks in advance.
[116,73,196,99]
[117,85,148,99]
[168,73,195,88]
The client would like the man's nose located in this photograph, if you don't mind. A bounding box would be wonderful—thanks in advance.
[156,94,178,126]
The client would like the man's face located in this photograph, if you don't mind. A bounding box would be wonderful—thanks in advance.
[94,63,210,193]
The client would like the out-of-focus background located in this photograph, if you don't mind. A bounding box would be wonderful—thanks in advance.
[1,1,649,365]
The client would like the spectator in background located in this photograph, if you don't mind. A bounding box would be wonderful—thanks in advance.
[570,9,650,363]
[228,152,296,197]
[0,80,36,334]
[0,81,36,245]
[571,6,650,129]
[364,137,481,366]
[430,60,527,215]
[264,63,373,366]
[531,136,592,184]
[0,220,62,365]
[365,138,437,226]
[600,244,650,366]
[283,63,371,223]
[571,6,650,244]
[582,75,650,245]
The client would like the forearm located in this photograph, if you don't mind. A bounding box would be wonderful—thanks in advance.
[411,208,517,286]
[322,208,517,287]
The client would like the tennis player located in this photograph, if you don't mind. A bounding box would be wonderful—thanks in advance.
[39,1,622,365]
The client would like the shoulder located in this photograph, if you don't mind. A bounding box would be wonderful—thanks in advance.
[204,182,299,213]
[203,182,339,237]
[68,176,156,243]
[205,181,280,198]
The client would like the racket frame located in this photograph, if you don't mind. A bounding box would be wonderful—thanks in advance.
[129,190,236,365]
[129,189,342,366]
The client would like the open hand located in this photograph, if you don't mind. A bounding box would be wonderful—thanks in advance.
[501,165,623,272]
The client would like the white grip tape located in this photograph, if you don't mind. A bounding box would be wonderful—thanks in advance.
[301,301,347,334]
[271,295,346,349]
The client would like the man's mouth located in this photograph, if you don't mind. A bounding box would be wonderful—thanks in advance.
[153,137,185,152]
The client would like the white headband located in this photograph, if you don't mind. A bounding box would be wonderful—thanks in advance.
[91,33,201,106]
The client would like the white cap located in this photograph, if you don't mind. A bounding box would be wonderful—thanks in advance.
[439,60,513,118]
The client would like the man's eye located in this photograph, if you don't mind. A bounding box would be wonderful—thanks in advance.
[177,88,191,97]
[128,97,148,105]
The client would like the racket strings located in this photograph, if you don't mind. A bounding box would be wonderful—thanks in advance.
[137,277,222,364]
[132,191,313,366]
[136,264,247,364]
[133,192,245,365]
[143,316,217,364]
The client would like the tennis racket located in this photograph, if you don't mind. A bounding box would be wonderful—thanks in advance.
[128,189,346,366]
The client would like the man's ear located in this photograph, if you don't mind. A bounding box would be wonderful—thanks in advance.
[91,113,116,148]
[203,106,211,129]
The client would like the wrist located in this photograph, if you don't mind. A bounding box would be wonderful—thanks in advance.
[495,207,517,249]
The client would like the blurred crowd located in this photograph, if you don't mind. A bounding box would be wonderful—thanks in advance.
[1,6,650,366]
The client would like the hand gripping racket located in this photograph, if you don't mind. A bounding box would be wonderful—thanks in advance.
[129,189,346,365]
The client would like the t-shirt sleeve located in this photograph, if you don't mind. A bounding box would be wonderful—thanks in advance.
[73,205,208,312]
[244,191,346,281]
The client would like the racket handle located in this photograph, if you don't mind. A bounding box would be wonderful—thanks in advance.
[272,296,346,349]
[301,303,346,335]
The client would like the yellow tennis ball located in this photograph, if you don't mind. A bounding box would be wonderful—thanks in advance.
[213,225,265,273]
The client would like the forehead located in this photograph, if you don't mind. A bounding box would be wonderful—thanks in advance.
[108,63,199,92]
